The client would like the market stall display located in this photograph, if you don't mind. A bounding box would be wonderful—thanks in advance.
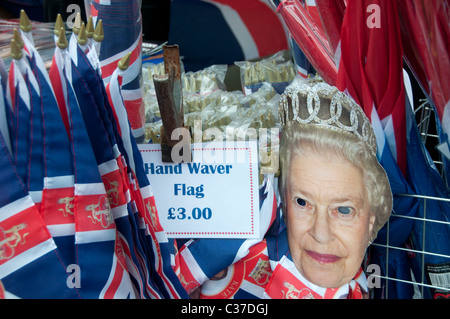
[0,0,449,300]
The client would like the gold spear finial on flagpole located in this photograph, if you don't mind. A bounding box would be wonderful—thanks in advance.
[77,22,87,45]
[86,16,94,39]
[57,27,68,49]
[93,19,104,42]
[13,28,24,50]
[73,12,82,35]
[10,39,23,60]
[118,52,132,71]
[19,10,32,33]
[54,14,64,36]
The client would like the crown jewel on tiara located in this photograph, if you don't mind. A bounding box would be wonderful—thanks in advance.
[279,81,377,156]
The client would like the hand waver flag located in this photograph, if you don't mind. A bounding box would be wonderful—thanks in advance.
[106,51,189,299]
[0,67,79,298]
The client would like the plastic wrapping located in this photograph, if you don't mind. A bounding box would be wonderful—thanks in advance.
[0,19,58,69]
[142,63,165,124]
[144,80,281,144]
[235,50,296,95]
[183,64,227,94]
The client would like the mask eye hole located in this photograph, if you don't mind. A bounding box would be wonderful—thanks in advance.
[337,206,352,215]
[296,198,307,207]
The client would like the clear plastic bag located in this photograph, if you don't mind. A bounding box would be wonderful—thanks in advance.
[235,50,296,95]
[182,64,227,94]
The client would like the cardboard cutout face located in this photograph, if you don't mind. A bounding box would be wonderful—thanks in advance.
[285,151,375,288]
[279,81,392,289]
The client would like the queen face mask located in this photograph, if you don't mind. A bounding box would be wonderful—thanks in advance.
[284,151,374,289]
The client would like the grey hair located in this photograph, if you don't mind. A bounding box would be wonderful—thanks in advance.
[279,121,392,240]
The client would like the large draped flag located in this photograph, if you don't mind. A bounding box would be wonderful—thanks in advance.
[397,1,450,298]
[168,0,289,72]
[86,0,146,142]
[337,0,407,176]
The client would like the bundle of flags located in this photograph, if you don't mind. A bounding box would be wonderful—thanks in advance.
[85,0,146,143]
[0,11,187,299]
[275,0,450,299]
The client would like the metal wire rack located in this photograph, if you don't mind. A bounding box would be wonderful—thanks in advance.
[371,194,450,299]
[368,99,450,299]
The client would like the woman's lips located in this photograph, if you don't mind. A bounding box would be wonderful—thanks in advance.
[306,250,341,264]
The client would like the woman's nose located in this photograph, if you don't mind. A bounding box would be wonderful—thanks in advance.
[309,206,333,244]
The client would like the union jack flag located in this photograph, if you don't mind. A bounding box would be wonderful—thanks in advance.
[0,105,80,299]
[169,0,289,72]
[175,174,278,296]
[106,60,189,298]
[86,0,145,141]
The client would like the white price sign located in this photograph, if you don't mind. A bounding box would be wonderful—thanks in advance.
[138,141,260,239]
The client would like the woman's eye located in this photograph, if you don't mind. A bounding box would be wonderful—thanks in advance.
[337,206,353,215]
[296,198,307,207]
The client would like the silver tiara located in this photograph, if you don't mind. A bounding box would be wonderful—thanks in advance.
[279,81,377,156]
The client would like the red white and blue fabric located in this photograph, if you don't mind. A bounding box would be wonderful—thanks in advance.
[7,45,48,212]
[0,103,80,299]
[71,39,162,299]
[46,36,133,298]
[398,0,450,186]
[264,221,367,299]
[169,0,289,72]
[276,0,337,85]
[398,0,450,299]
[6,55,31,190]
[21,33,78,268]
[0,58,11,156]
[334,0,443,299]
[87,0,145,141]
[1,31,80,298]
[175,174,278,297]
[403,77,450,299]
[106,63,189,299]
[49,42,70,136]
